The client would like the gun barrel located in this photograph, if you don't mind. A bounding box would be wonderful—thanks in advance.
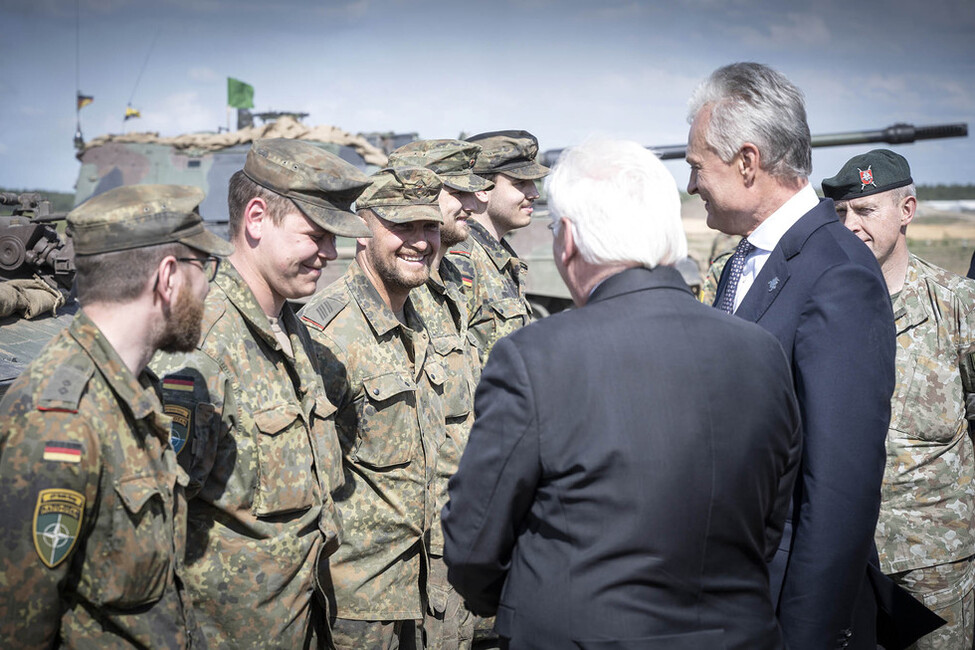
[539,122,968,168]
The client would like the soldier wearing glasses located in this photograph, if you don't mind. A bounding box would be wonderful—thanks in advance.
[0,184,232,648]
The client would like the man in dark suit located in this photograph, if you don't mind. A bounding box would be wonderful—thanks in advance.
[442,138,802,649]
[688,62,898,649]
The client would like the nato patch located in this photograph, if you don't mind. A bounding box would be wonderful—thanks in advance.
[164,403,191,455]
[33,489,85,568]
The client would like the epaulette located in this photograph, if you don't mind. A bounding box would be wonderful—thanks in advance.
[447,238,473,257]
[300,293,350,331]
[37,352,95,413]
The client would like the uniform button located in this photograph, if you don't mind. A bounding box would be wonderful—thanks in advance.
[373,389,380,395]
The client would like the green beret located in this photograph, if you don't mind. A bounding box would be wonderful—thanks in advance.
[244,138,372,238]
[387,139,494,193]
[356,167,443,224]
[466,130,550,180]
[68,184,234,257]
[821,149,913,201]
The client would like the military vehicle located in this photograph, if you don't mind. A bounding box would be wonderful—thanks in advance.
[0,118,968,396]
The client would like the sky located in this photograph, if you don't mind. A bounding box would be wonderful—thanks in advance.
[1,0,973,196]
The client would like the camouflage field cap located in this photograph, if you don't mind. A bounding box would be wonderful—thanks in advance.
[356,167,444,224]
[68,184,234,256]
[244,138,372,237]
[387,139,494,192]
[822,149,914,201]
[466,130,550,180]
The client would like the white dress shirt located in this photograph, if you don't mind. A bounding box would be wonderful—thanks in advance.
[733,183,819,312]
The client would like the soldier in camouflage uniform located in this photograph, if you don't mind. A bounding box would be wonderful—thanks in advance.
[445,130,549,364]
[299,166,446,649]
[150,140,372,648]
[387,140,493,649]
[0,184,232,648]
[824,150,975,649]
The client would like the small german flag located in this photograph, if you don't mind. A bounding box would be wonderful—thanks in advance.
[76,93,93,110]
[43,441,82,463]
[162,376,195,392]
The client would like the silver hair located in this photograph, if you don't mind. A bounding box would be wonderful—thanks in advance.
[687,62,812,180]
[547,139,686,268]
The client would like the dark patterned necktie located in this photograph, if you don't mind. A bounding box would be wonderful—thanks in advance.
[715,238,756,314]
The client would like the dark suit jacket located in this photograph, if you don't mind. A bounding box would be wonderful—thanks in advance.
[967,250,975,280]
[714,198,896,649]
[443,265,802,650]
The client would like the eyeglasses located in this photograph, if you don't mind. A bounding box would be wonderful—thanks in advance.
[177,256,220,282]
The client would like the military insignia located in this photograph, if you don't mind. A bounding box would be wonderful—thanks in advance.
[43,441,82,463]
[460,275,473,288]
[768,277,779,291]
[858,166,875,190]
[33,489,85,568]
[162,375,195,393]
[164,403,191,455]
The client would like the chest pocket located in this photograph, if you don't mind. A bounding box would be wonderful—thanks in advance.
[489,296,528,322]
[890,349,966,442]
[252,402,319,516]
[430,335,473,420]
[84,474,172,608]
[354,371,418,469]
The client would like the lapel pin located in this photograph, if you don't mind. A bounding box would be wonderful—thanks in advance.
[768,277,779,291]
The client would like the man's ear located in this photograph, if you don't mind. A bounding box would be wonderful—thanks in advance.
[900,194,917,228]
[739,142,760,186]
[473,189,491,204]
[559,218,577,266]
[242,197,269,241]
[153,255,179,306]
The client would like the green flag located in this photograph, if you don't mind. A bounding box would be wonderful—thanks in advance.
[227,77,254,109]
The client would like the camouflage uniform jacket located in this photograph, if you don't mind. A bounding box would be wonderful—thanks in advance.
[299,263,446,620]
[445,219,531,364]
[150,262,342,648]
[411,257,480,558]
[876,254,975,574]
[0,311,199,649]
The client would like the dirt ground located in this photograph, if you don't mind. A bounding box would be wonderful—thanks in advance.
[682,197,975,277]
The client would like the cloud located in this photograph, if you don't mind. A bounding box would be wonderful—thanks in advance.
[733,13,831,49]
[188,67,219,82]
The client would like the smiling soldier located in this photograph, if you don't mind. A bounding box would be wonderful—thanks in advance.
[150,139,372,648]
[300,166,447,650]
[445,130,549,364]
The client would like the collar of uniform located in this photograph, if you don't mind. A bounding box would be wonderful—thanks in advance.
[891,253,928,333]
[68,309,163,421]
[345,262,422,337]
[468,219,516,272]
[215,260,289,353]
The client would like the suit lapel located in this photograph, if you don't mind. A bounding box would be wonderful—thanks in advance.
[734,199,836,323]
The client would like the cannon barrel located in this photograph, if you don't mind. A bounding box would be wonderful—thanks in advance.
[540,122,968,167]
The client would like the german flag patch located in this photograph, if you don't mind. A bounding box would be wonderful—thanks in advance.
[43,441,82,464]
[162,375,195,392]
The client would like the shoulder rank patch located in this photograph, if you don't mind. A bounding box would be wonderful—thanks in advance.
[300,294,349,331]
[43,441,82,463]
[37,356,94,413]
[33,489,85,568]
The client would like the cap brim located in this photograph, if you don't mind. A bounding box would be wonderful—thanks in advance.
[479,161,550,181]
[442,172,494,193]
[293,197,373,238]
[179,227,235,257]
[371,204,444,224]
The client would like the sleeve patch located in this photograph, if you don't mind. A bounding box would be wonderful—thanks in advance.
[33,489,85,568]
[43,441,82,463]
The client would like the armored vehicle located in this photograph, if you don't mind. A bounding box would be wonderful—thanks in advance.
[0,119,968,396]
